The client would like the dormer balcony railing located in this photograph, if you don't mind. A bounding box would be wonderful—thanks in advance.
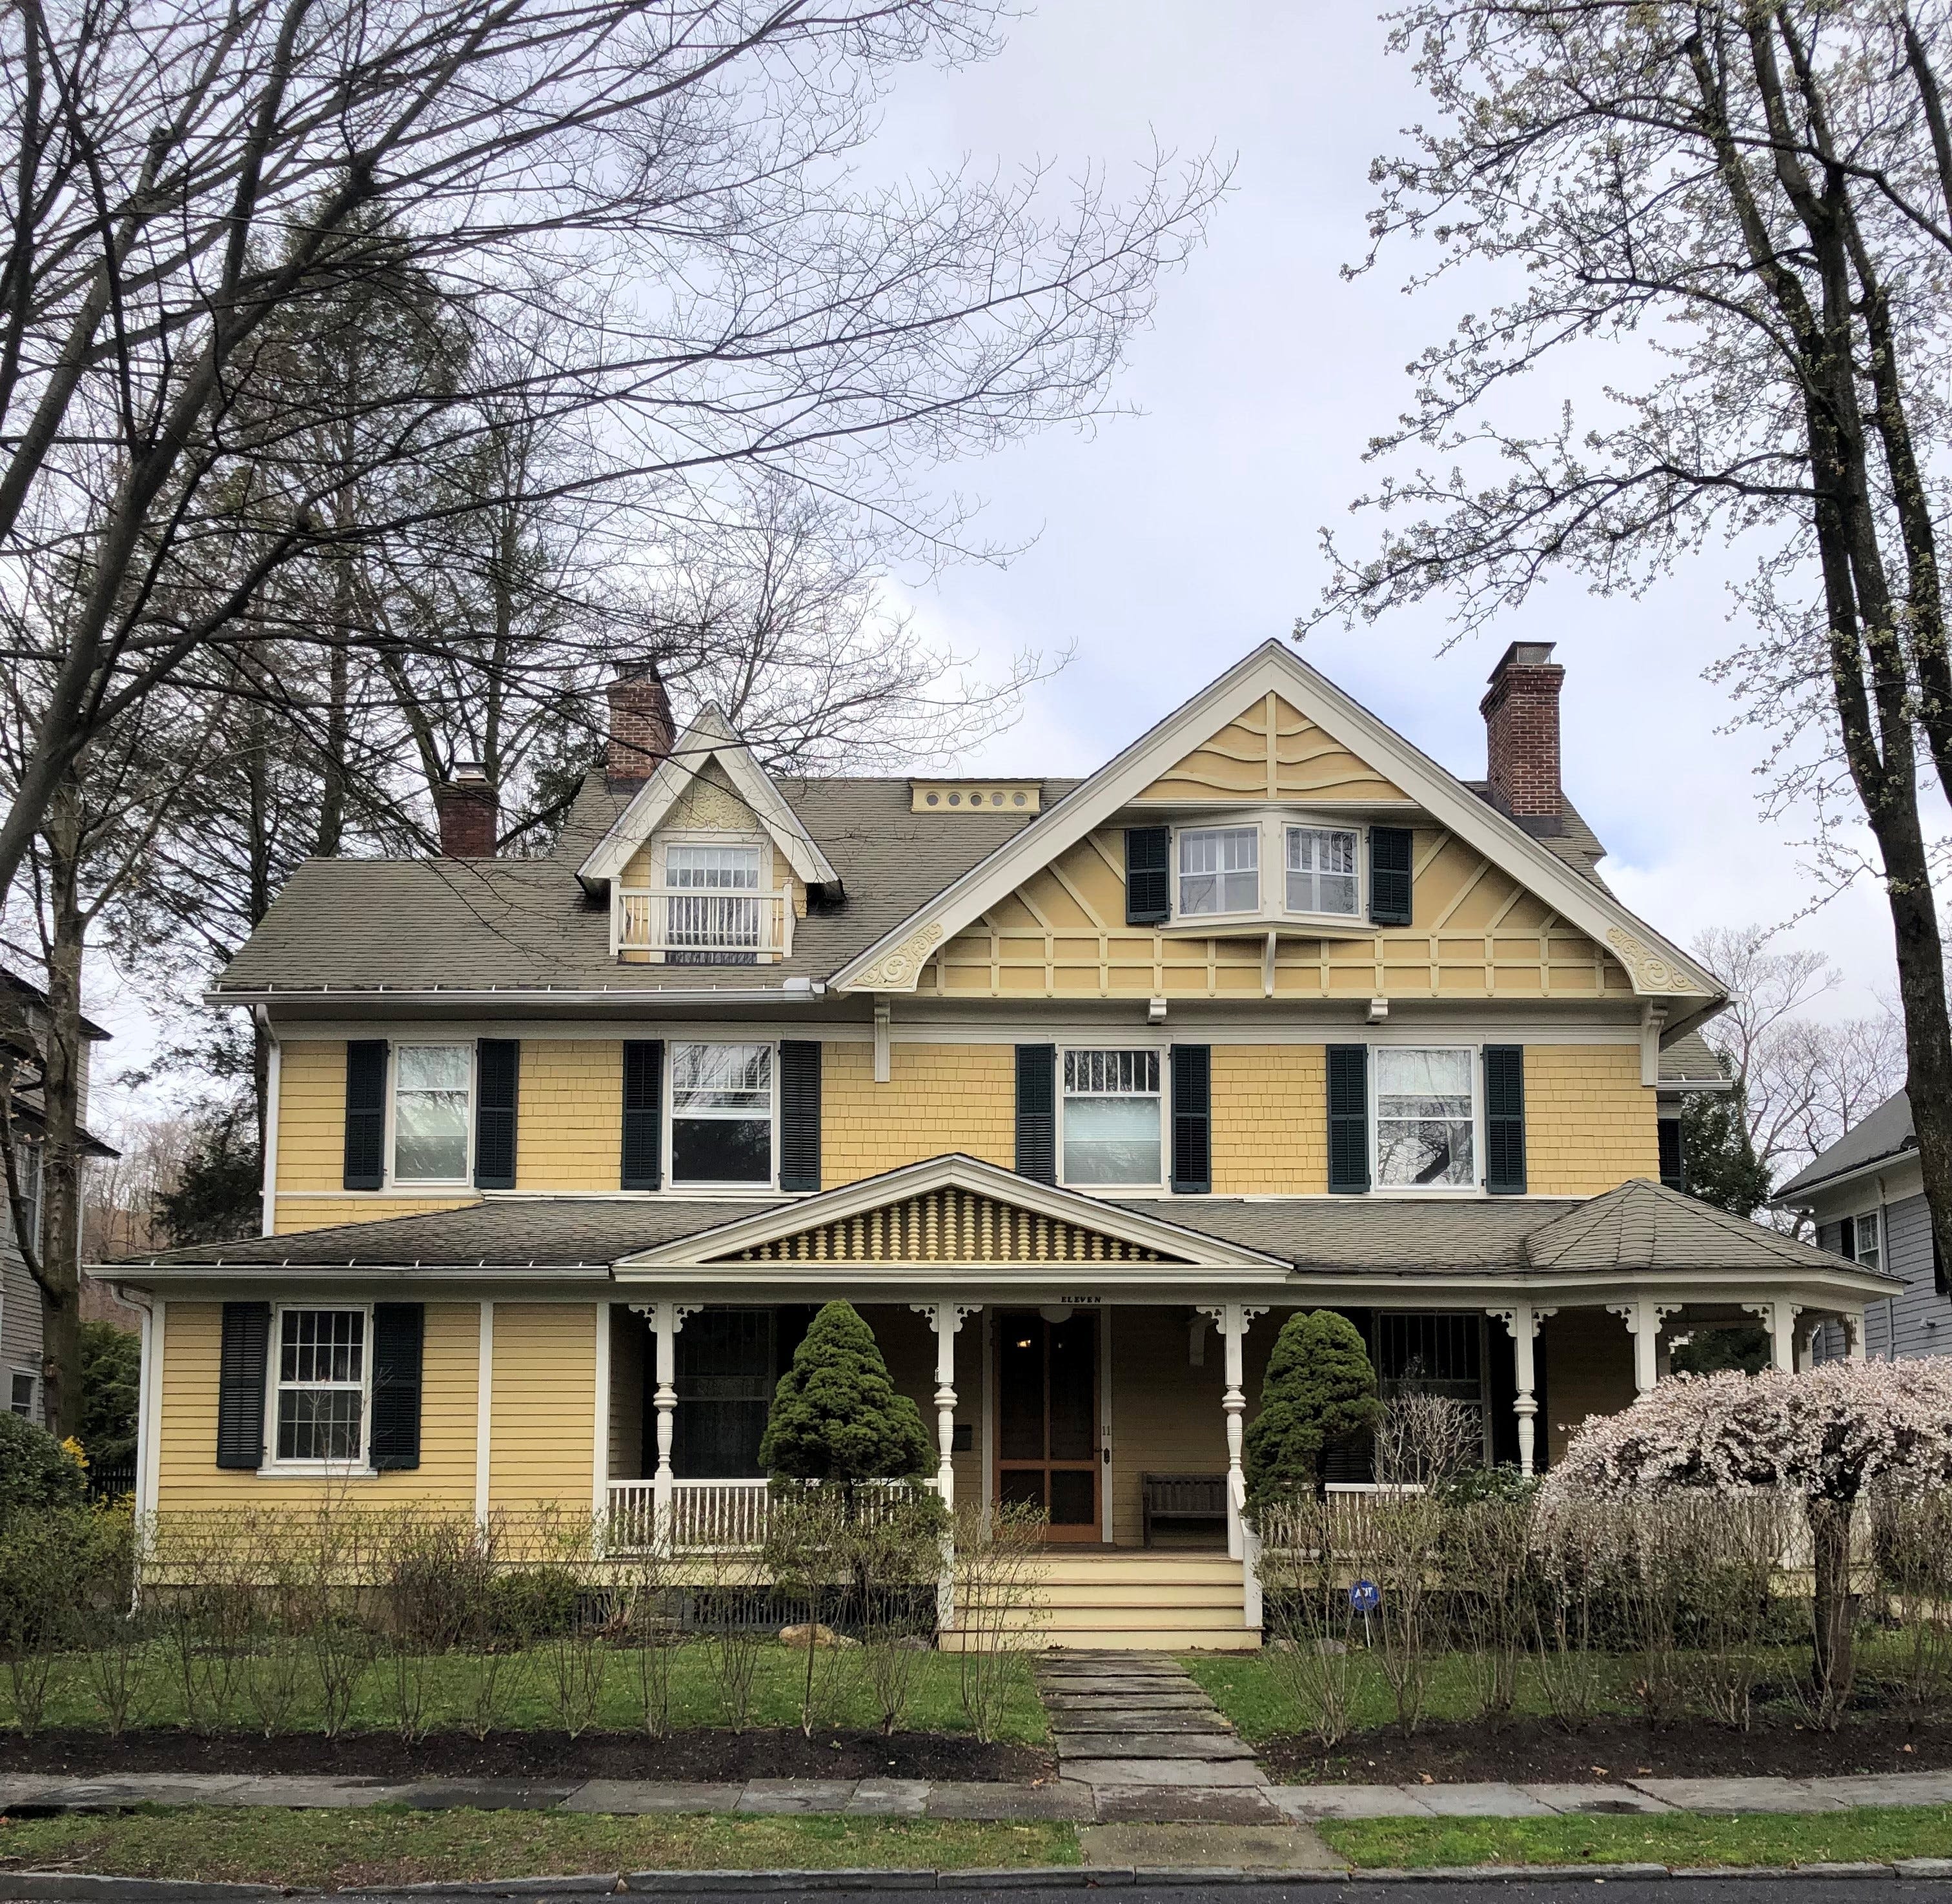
[613,887,793,961]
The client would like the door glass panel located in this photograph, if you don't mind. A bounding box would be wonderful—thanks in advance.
[674,1309,775,1477]
[1001,1469,1046,1511]
[1048,1315,1095,1461]
[999,1317,1045,1461]
[1050,1468,1095,1525]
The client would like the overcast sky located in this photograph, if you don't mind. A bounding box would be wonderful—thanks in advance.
[866,0,1908,1026]
[83,0,1914,1122]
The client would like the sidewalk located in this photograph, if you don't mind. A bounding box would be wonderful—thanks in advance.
[8,1765,1952,1823]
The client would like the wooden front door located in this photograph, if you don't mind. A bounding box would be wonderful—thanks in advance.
[995,1310,1099,1540]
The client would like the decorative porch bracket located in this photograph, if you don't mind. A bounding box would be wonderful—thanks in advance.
[1608,1299,1682,1395]
[629,1302,700,1549]
[1487,1302,1556,1479]
[1742,1299,1804,1373]
[1197,1303,1266,1563]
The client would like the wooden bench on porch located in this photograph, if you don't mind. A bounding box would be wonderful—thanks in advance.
[1141,1472,1226,1546]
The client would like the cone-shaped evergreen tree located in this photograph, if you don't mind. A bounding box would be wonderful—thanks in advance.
[1243,1309,1381,1510]
[760,1300,934,1483]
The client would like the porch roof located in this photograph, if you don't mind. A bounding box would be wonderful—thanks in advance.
[102,1170,1882,1288]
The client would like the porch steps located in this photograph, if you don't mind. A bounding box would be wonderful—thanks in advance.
[944,1550,1258,1654]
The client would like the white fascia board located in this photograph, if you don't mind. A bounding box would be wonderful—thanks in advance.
[612,1151,1288,1273]
[576,705,839,889]
[829,641,1723,1004]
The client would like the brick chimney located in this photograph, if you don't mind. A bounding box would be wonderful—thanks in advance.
[1480,640,1564,829]
[433,762,497,857]
[606,663,675,787]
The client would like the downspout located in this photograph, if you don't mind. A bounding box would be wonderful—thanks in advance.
[258,1008,281,1239]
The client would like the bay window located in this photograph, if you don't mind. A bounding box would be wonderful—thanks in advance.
[392,1045,471,1182]
[1061,1049,1163,1186]
[1285,825,1359,916]
[671,1042,774,1184]
[1374,1047,1476,1190]
[1178,825,1259,916]
[274,1308,367,1464]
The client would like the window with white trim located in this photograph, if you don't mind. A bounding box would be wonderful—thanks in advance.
[1851,1211,1882,1271]
[274,1308,368,1463]
[392,1044,471,1183]
[1285,825,1359,917]
[671,1042,774,1185]
[1374,1047,1476,1190]
[1061,1049,1163,1187]
[8,1370,36,1419]
[1178,825,1259,917]
[665,843,764,958]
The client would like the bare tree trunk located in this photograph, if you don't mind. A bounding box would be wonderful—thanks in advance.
[1807,1495,1858,1724]
[36,781,88,1441]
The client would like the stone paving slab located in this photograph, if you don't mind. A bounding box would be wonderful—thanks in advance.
[734,1779,860,1814]
[19,1777,254,1809]
[1037,1706,1225,1730]
[1794,1770,1952,1806]
[394,1780,580,1812]
[1039,1694,1213,1713]
[922,1781,1094,1822]
[1397,1780,1557,1819]
[845,1779,931,1818]
[1049,1733,1257,1761]
[1090,1786,1283,1826]
[1629,1774,1848,1813]
[1060,1758,1266,1790]
[560,1781,745,1814]
[1518,1781,1675,1816]
[1079,1822,1345,1871]
[1267,1784,1436,1821]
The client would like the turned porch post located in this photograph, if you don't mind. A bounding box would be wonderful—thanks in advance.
[913,1302,979,1512]
[642,1302,697,1550]
[1489,1303,1554,1479]
[1202,1303,1265,1561]
[1611,1298,1681,1396]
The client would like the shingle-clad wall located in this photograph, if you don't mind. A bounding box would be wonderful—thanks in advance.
[489,1302,596,1514]
[274,1042,349,1193]
[1210,1046,1328,1193]
[1523,1046,1658,1194]
[519,1040,624,1191]
[819,1042,1016,1188]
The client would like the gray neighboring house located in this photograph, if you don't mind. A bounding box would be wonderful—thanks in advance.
[1,968,114,1425]
[1774,1091,1941,1362]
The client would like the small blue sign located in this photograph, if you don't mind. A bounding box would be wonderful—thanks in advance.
[1349,1578,1381,1614]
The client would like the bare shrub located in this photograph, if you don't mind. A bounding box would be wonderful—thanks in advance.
[617,1541,679,1739]
[950,1500,1048,1743]
[293,1504,379,1741]
[381,1512,491,1744]
[77,1509,151,1737]
[0,1506,94,1734]
[239,1514,308,1738]
[150,1512,258,1734]
[853,1494,948,1736]
[1528,1492,1614,1728]
[1676,1492,1785,1731]
[1872,1481,1952,1715]
[697,1543,764,1734]
[529,1509,607,1739]
[764,1484,857,1739]
[458,1514,527,1741]
[1256,1497,1364,1750]
[1443,1485,1532,1726]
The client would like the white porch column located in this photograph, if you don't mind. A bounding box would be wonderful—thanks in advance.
[1609,1299,1681,1396]
[912,1302,979,1512]
[1201,1304,1266,1561]
[637,1302,698,1550]
[1745,1299,1801,1373]
[1844,1312,1868,1362]
[1490,1304,1555,1479]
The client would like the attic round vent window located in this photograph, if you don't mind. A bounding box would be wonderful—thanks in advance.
[926,793,939,805]
[949,793,961,805]
[1013,792,1026,805]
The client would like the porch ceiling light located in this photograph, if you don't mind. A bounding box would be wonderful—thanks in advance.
[1039,1303,1073,1326]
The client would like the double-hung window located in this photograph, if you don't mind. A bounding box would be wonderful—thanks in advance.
[12,1139,41,1255]
[8,1371,35,1419]
[392,1045,471,1182]
[274,1308,367,1464]
[1061,1049,1163,1186]
[1374,1048,1476,1190]
[671,1042,774,1185]
[1851,1211,1882,1271]
[666,843,762,960]
[1178,826,1258,917]
[1285,825,1359,917]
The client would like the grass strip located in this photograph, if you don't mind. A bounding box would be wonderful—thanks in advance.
[0,1806,1079,1888]
[1317,1803,1952,1870]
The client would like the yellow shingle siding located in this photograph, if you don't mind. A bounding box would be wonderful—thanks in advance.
[155,1301,480,1511]
[1523,1045,1657,1194]
[1134,693,1409,804]
[1210,1046,1328,1195]
[820,1042,1015,1188]
[518,1040,623,1191]
[489,1302,597,1513]
[274,1197,476,1237]
[274,1043,350,1193]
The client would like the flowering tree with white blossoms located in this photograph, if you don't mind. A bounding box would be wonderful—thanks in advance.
[1541,1362,1952,1712]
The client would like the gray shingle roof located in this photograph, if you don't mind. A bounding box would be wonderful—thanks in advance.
[1773,1090,1915,1201]
[214,777,1076,995]
[115,1175,1871,1280]
[1658,1031,1729,1086]
[1460,783,1611,889]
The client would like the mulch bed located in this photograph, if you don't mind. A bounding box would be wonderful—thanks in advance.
[0,1729,1053,1785]
[1262,1715,1952,1786]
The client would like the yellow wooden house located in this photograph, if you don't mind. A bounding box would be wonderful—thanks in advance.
[97,642,1892,1647]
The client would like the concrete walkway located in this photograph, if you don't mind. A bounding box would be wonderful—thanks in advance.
[1033,1648,1279,1825]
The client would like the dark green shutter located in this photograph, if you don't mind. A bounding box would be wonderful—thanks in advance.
[1171,1044,1211,1194]
[1368,826,1413,926]
[474,1040,519,1189]
[1124,826,1171,926]
[1657,1118,1685,1192]
[1327,1044,1368,1194]
[622,1040,663,1190]
[1015,1044,1056,1184]
[216,1301,270,1470]
[1484,1045,1526,1195]
[779,1040,822,1192]
[343,1040,387,1190]
[370,1303,423,1470]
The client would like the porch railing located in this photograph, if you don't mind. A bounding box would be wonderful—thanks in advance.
[605,1476,931,1554]
[612,888,793,960]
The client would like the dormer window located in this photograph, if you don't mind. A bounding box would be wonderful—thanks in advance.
[1285,826,1359,917]
[1178,825,1259,917]
[667,844,762,961]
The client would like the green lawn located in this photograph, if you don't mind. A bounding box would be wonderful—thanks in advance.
[0,1807,1075,1886]
[1319,1804,1952,1870]
[0,1643,1047,1745]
